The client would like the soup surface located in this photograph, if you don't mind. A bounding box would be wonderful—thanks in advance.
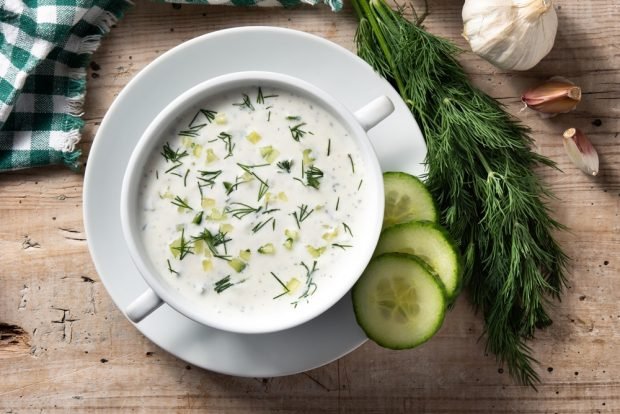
[139,86,374,325]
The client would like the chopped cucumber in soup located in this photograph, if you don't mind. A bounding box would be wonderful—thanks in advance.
[352,253,447,349]
[374,221,462,301]
[383,172,438,227]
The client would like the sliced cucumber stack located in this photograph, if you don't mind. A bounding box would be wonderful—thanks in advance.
[352,253,447,350]
[374,221,462,301]
[383,172,438,227]
[353,171,462,350]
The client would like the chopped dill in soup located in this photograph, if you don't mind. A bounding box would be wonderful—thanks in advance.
[138,86,374,323]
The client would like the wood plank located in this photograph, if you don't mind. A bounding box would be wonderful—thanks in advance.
[1,0,619,412]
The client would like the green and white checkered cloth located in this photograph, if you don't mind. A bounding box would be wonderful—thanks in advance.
[0,0,341,172]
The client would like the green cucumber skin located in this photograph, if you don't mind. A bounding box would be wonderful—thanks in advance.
[352,252,447,350]
[377,221,464,301]
[383,171,439,223]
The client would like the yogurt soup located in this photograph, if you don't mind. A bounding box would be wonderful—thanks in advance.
[138,86,375,324]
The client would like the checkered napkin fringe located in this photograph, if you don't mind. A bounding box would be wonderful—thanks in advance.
[0,0,133,171]
[0,0,342,172]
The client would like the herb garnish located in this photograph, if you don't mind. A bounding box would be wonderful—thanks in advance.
[235,163,270,201]
[232,94,255,111]
[178,128,200,138]
[189,109,216,128]
[170,228,194,260]
[256,87,278,104]
[226,202,262,219]
[277,160,293,173]
[332,243,352,250]
[237,163,269,182]
[305,166,324,189]
[162,142,189,163]
[192,229,231,260]
[214,275,233,293]
[335,197,340,211]
[165,163,182,174]
[347,154,355,173]
[237,162,270,170]
[161,142,188,174]
[289,123,308,142]
[183,169,190,187]
[171,196,193,211]
[357,179,363,191]
[270,272,290,299]
[192,211,203,225]
[256,88,265,104]
[214,132,235,158]
[167,259,179,276]
[223,176,248,195]
[292,204,314,229]
[197,169,222,190]
[292,261,318,307]
[294,166,324,189]
[223,181,235,195]
[342,222,353,237]
[252,217,274,234]
[258,181,269,202]
[213,275,244,294]
[327,139,331,156]
[286,115,301,121]
[178,128,201,138]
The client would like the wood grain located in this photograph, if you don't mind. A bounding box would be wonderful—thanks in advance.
[1,0,619,412]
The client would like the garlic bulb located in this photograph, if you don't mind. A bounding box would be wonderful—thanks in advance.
[462,0,558,71]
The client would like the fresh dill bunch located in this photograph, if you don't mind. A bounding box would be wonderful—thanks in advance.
[351,0,568,387]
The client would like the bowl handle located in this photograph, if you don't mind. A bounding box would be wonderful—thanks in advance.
[354,96,395,132]
[125,288,163,323]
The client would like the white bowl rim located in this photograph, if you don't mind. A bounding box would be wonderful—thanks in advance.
[120,70,385,334]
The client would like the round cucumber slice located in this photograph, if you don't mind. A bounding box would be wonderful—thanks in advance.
[383,172,438,227]
[374,221,462,301]
[352,253,447,350]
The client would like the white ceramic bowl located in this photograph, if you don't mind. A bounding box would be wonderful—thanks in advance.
[120,71,393,334]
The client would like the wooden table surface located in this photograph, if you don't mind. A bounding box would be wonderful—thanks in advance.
[1,0,619,412]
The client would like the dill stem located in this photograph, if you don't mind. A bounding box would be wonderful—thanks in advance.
[351,0,407,95]
[473,144,493,176]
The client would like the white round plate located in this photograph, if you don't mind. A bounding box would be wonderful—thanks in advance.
[84,27,426,377]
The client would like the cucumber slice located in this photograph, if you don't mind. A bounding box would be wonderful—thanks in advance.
[383,172,438,227]
[374,221,462,301]
[352,253,446,350]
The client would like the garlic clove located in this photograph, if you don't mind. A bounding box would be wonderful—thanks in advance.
[522,78,581,116]
[562,128,599,176]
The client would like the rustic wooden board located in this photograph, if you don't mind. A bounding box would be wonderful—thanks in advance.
[1,0,619,412]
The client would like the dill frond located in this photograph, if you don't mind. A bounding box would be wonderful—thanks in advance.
[351,0,568,387]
